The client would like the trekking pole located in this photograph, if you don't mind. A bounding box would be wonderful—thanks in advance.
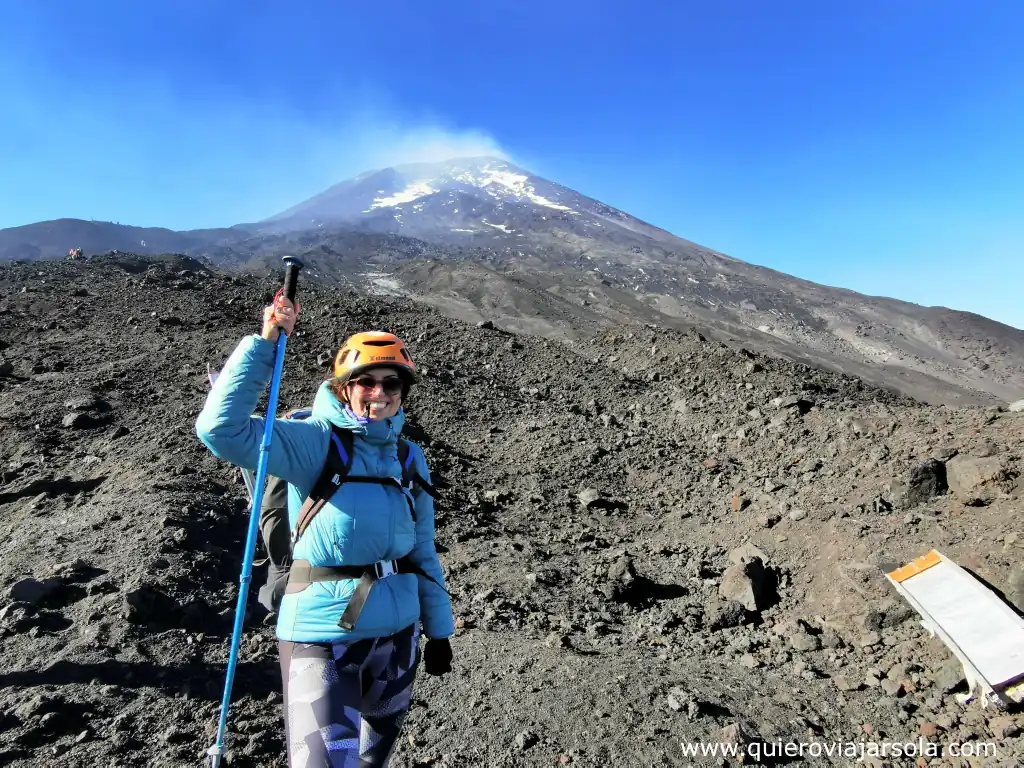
[207,255,304,768]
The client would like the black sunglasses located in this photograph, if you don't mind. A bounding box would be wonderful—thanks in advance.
[349,375,404,396]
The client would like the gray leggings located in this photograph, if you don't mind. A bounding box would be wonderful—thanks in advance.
[278,624,420,767]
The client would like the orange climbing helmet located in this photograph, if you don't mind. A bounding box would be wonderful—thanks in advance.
[333,331,418,384]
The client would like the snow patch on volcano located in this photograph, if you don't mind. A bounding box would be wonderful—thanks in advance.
[464,168,572,211]
[366,182,436,211]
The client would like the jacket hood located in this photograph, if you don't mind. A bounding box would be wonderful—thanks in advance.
[311,380,405,444]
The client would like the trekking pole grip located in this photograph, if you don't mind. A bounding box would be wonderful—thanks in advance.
[282,255,304,302]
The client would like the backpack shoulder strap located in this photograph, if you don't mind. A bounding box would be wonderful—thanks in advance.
[293,424,354,544]
[398,439,440,501]
[397,439,414,487]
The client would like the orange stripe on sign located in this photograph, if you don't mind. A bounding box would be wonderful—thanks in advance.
[888,550,942,583]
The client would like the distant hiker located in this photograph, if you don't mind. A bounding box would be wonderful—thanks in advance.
[195,295,455,768]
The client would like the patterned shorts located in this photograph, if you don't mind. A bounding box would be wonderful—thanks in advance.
[278,623,420,767]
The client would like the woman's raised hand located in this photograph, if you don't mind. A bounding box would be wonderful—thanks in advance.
[262,295,300,342]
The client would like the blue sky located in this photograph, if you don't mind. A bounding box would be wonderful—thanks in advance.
[2,1,1022,328]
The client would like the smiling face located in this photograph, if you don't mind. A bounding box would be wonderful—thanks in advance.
[345,366,405,420]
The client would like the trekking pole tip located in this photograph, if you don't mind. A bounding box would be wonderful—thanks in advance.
[206,743,224,768]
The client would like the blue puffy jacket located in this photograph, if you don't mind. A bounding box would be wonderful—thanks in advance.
[195,334,455,644]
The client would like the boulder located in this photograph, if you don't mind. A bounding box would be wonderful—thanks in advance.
[9,577,62,605]
[888,459,947,508]
[706,599,747,631]
[719,555,774,612]
[946,456,1009,505]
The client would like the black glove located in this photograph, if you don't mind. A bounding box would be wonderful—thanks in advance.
[423,638,452,676]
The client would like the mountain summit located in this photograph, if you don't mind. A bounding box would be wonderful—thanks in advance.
[268,156,575,219]
[261,156,680,248]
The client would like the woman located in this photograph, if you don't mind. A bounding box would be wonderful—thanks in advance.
[195,295,454,767]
